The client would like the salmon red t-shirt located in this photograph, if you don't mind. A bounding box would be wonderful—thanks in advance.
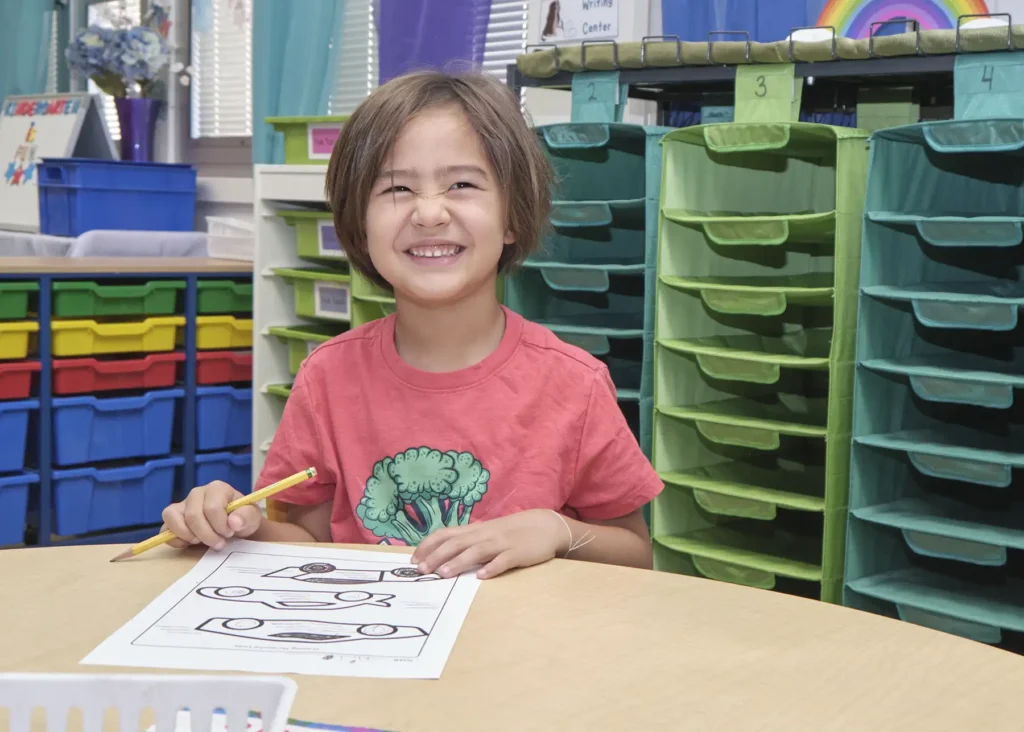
[256,306,663,546]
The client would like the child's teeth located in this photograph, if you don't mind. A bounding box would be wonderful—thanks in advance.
[410,246,459,257]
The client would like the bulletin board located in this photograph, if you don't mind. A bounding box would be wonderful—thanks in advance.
[0,93,116,233]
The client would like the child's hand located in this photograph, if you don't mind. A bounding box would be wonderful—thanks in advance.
[160,481,263,550]
[411,509,568,580]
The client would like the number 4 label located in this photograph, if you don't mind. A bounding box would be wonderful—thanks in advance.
[314,282,350,321]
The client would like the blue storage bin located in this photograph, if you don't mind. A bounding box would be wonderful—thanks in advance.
[52,388,183,466]
[197,386,252,451]
[52,455,183,536]
[0,472,36,546]
[195,450,253,492]
[0,399,38,473]
[37,158,197,237]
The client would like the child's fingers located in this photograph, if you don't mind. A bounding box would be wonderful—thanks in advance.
[160,508,198,547]
[415,533,478,575]
[201,481,239,539]
[477,550,517,580]
[227,505,263,537]
[183,492,227,549]
[432,541,499,579]
[411,525,466,566]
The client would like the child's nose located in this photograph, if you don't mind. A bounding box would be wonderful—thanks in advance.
[411,191,451,228]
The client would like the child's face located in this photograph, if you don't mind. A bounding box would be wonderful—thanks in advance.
[365,104,513,305]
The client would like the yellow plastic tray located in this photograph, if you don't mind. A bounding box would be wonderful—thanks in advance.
[0,322,39,360]
[196,316,253,350]
[51,317,185,357]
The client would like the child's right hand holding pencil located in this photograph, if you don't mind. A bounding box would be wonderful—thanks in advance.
[161,481,264,551]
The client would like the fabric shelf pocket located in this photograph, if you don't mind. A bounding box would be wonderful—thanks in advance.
[196,280,253,314]
[51,456,183,536]
[867,212,1024,249]
[0,361,40,400]
[51,388,182,466]
[538,123,649,203]
[0,473,37,546]
[861,355,1024,410]
[51,353,183,395]
[195,450,253,493]
[51,317,183,357]
[195,351,252,385]
[0,282,39,320]
[845,517,1024,647]
[0,399,39,473]
[196,385,252,451]
[194,316,253,350]
[0,322,39,360]
[273,267,352,324]
[268,324,343,376]
[862,282,1024,332]
[865,120,1024,219]
[532,200,647,267]
[279,210,346,263]
[51,280,184,318]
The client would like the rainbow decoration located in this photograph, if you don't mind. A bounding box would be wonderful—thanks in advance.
[816,0,991,38]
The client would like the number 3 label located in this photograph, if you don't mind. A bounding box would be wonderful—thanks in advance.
[754,75,767,97]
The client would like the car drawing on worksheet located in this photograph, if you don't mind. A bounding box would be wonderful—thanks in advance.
[196,617,428,644]
[263,562,442,585]
[196,585,395,611]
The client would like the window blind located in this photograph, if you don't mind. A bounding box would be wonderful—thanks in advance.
[190,0,253,138]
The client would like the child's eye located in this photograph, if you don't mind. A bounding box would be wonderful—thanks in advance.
[450,181,477,191]
[380,185,411,195]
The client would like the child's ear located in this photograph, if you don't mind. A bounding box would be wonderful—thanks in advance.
[503,229,515,245]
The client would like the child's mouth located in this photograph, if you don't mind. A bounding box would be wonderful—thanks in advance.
[406,243,465,265]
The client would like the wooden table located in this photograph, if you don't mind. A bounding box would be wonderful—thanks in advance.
[0,256,253,274]
[3,544,1024,731]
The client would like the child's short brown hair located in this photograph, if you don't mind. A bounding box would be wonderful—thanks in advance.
[325,69,553,290]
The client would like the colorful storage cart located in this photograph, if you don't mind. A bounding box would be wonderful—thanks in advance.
[650,122,870,604]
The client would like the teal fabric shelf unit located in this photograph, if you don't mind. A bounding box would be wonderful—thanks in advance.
[845,116,1024,652]
[650,122,870,604]
[505,122,673,455]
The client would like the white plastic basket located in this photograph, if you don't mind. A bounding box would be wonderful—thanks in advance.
[206,216,255,262]
[0,673,297,732]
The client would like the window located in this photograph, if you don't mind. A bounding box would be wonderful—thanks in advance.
[190,0,253,138]
[46,8,59,94]
[328,0,378,116]
[87,0,143,141]
[483,1,529,80]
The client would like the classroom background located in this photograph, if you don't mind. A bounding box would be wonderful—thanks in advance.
[2,0,1024,665]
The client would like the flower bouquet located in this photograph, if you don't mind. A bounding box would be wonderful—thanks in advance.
[65,7,171,161]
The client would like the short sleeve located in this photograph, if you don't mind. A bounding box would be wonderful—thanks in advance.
[565,367,663,520]
[254,366,335,505]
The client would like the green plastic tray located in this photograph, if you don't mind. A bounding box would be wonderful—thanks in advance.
[0,282,39,320]
[266,115,349,165]
[52,281,184,318]
[266,383,293,399]
[279,210,346,263]
[197,280,253,314]
[273,268,352,323]
[268,324,344,375]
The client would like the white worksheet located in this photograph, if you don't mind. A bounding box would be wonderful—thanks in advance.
[83,539,481,679]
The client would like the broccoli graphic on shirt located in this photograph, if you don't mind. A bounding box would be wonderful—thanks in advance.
[356,447,489,546]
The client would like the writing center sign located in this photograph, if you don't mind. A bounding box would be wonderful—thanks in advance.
[541,0,619,43]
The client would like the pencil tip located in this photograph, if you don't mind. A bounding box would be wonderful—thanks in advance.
[110,548,133,562]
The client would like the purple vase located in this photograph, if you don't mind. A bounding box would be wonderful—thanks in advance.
[114,97,160,162]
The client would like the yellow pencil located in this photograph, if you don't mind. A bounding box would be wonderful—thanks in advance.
[108,467,318,562]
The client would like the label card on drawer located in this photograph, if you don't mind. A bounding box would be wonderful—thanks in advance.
[307,124,342,160]
[955,51,1024,120]
[317,221,345,258]
[314,282,350,321]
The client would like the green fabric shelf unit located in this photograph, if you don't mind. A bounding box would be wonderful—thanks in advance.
[651,122,870,604]
[505,122,672,457]
[845,116,1024,652]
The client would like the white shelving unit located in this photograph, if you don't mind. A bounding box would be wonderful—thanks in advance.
[250,164,331,485]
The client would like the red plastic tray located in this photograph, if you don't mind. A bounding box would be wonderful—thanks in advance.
[52,353,185,395]
[0,361,41,399]
[196,350,253,385]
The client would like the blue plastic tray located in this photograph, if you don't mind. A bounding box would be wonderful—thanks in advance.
[52,388,183,466]
[196,386,252,451]
[38,158,197,237]
[0,472,37,546]
[0,399,38,473]
[52,455,183,536]
[195,450,253,493]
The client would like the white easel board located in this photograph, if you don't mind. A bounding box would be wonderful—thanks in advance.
[0,93,116,233]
